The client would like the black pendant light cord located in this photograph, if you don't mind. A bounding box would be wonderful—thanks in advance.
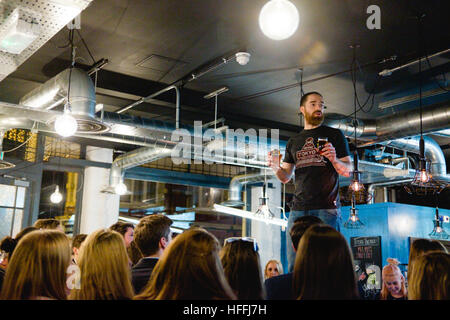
[67,28,75,111]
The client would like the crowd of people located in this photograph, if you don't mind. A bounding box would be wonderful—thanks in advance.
[0,215,448,300]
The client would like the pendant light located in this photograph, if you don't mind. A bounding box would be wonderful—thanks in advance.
[429,195,449,239]
[344,45,370,229]
[255,169,275,222]
[404,14,448,196]
[50,185,63,204]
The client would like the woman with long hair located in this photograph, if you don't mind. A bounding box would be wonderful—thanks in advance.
[379,258,407,300]
[220,237,265,300]
[407,238,447,284]
[293,224,358,300]
[1,230,71,300]
[135,227,236,300]
[68,229,134,300]
[408,251,450,300]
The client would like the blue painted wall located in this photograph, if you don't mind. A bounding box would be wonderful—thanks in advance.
[340,202,450,266]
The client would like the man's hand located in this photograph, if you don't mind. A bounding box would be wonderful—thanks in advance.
[320,142,352,177]
[267,151,282,171]
[320,142,337,163]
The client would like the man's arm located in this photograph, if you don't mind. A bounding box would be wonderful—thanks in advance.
[321,143,352,177]
[267,152,295,183]
[331,156,352,177]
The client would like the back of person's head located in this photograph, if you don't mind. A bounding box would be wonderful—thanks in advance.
[0,230,71,300]
[380,258,407,300]
[71,234,87,250]
[408,239,447,282]
[408,251,450,300]
[134,214,173,257]
[68,229,134,300]
[290,215,323,251]
[264,259,283,279]
[135,227,236,300]
[33,218,63,231]
[109,221,134,236]
[293,224,358,300]
[0,227,39,268]
[220,238,264,300]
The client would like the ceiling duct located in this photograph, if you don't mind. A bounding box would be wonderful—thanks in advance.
[19,68,109,134]
[222,172,275,207]
[323,101,450,142]
[0,0,93,81]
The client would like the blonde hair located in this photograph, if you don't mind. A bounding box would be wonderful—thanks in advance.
[380,258,407,300]
[264,260,283,279]
[408,251,450,300]
[135,227,236,300]
[68,229,134,300]
[0,230,71,300]
[408,239,447,283]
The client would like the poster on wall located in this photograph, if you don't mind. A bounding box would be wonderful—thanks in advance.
[350,236,382,293]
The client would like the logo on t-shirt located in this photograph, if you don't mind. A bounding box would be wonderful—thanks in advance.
[295,137,326,168]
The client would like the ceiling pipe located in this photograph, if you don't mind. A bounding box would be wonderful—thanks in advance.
[222,171,275,207]
[323,101,450,142]
[367,179,413,204]
[18,68,109,133]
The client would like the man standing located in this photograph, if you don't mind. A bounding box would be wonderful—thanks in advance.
[132,214,173,294]
[268,91,352,271]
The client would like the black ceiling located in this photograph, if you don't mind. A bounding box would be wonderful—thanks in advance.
[0,0,449,152]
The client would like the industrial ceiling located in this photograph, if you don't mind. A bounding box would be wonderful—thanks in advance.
[0,0,449,163]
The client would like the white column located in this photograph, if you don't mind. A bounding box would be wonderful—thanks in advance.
[250,177,283,274]
[79,147,120,234]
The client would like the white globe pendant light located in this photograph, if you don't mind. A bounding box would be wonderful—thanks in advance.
[115,181,128,195]
[50,185,63,204]
[259,0,299,40]
[55,109,78,137]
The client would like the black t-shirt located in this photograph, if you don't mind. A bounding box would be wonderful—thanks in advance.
[283,125,350,211]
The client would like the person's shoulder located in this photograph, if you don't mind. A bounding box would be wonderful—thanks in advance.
[265,273,293,286]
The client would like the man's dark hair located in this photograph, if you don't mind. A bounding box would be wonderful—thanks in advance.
[109,221,135,236]
[290,215,323,251]
[300,91,322,107]
[33,218,62,230]
[72,234,88,250]
[134,214,173,256]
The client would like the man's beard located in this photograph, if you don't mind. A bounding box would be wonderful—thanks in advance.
[304,111,324,126]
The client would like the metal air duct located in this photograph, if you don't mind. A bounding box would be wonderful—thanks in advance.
[19,68,109,134]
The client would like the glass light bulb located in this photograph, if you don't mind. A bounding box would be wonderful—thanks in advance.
[259,0,299,40]
[436,226,442,233]
[115,182,127,195]
[420,170,429,183]
[50,186,63,204]
[351,181,361,192]
[351,214,357,222]
[54,112,78,137]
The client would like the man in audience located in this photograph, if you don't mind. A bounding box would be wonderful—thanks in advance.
[33,218,65,232]
[109,221,135,248]
[264,215,323,300]
[132,214,173,294]
[71,234,87,265]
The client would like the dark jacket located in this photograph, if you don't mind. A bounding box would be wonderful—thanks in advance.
[131,257,159,295]
[264,273,295,300]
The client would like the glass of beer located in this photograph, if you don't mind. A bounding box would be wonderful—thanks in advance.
[270,149,281,167]
[317,137,328,154]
